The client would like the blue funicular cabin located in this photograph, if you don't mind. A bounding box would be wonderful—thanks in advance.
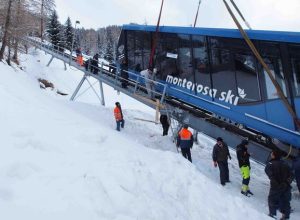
[116,24,300,150]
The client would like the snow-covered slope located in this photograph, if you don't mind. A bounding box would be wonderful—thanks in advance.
[0,49,298,220]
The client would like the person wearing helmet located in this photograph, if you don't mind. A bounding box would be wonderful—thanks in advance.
[236,139,253,196]
[176,124,194,162]
[114,102,124,131]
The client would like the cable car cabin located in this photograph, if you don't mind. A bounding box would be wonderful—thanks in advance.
[116,24,300,149]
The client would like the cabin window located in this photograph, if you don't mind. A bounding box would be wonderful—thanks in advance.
[155,33,179,80]
[117,31,125,62]
[126,31,151,71]
[289,45,300,97]
[210,37,237,99]
[291,59,300,96]
[192,35,211,95]
[134,31,151,70]
[259,42,288,100]
[234,53,261,103]
[178,34,193,82]
[127,31,135,69]
[263,58,287,99]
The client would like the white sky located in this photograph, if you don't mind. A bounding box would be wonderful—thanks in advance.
[55,0,300,31]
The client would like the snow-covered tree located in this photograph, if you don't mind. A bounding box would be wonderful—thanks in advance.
[36,0,55,41]
[47,10,62,49]
[105,28,114,62]
[64,17,73,51]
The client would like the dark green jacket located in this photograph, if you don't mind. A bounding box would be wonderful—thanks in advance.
[212,142,231,162]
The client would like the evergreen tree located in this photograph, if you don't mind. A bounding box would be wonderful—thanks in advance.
[46,10,61,49]
[97,33,102,55]
[58,24,66,50]
[105,29,114,62]
[64,17,73,51]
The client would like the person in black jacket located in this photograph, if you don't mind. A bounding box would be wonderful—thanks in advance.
[120,59,129,88]
[212,137,232,186]
[90,53,99,75]
[160,114,170,136]
[292,150,300,194]
[236,140,253,196]
[265,150,293,220]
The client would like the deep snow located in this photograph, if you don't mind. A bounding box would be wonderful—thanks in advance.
[0,48,299,220]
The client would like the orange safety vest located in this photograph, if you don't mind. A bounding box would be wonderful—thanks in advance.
[114,107,123,121]
[178,128,192,140]
[76,55,84,66]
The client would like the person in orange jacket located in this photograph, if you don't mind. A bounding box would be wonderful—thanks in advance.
[114,102,125,131]
[76,54,84,66]
[177,124,194,162]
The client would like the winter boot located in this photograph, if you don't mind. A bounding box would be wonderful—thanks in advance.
[241,191,249,197]
[280,214,289,220]
[268,214,276,219]
[247,190,254,195]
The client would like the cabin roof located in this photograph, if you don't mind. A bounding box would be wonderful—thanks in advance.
[122,24,300,44]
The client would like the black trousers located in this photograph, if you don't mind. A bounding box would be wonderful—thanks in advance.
[218,161,229,184]
[268,187,291,218]
[181,148,192,163]
[295,175,300,193]
[162,124,169,136]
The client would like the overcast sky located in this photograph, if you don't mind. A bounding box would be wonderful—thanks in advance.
[55,0,300,31]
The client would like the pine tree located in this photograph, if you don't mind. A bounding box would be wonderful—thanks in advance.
[97,33,102,55]
[46,10,61,49]
[105,29,114,62]
[58,24,66,50]
[39,0,55,41]
[64,17,73,51]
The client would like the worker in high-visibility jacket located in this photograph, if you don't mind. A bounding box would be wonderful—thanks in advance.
[76,54,84,66]
[114,102,125,131]
[236,140,253,196]
[177,124,194,162]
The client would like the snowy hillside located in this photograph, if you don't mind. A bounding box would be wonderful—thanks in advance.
[0,49,299,220]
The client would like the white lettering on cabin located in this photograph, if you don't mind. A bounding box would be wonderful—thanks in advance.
[166,75,247,106]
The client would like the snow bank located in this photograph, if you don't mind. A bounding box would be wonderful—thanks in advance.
[0,50,277,220]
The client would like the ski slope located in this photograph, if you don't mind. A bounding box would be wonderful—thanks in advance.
[0,49,299,220]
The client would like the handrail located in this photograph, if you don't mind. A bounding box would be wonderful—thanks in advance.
[23,36,167,89]
[22,36,168,100]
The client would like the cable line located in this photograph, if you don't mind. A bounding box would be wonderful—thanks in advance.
[222,0,300,130]
[193,0,202,27]
[149,0,165,69]
[229,0,252,29]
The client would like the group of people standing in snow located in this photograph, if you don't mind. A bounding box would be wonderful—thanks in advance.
[112,98,300,220]
[211,135,300,220]
[176,125,300,219]
[74,51,299,219]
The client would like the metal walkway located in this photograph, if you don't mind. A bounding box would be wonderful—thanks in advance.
[22,37,272,165]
